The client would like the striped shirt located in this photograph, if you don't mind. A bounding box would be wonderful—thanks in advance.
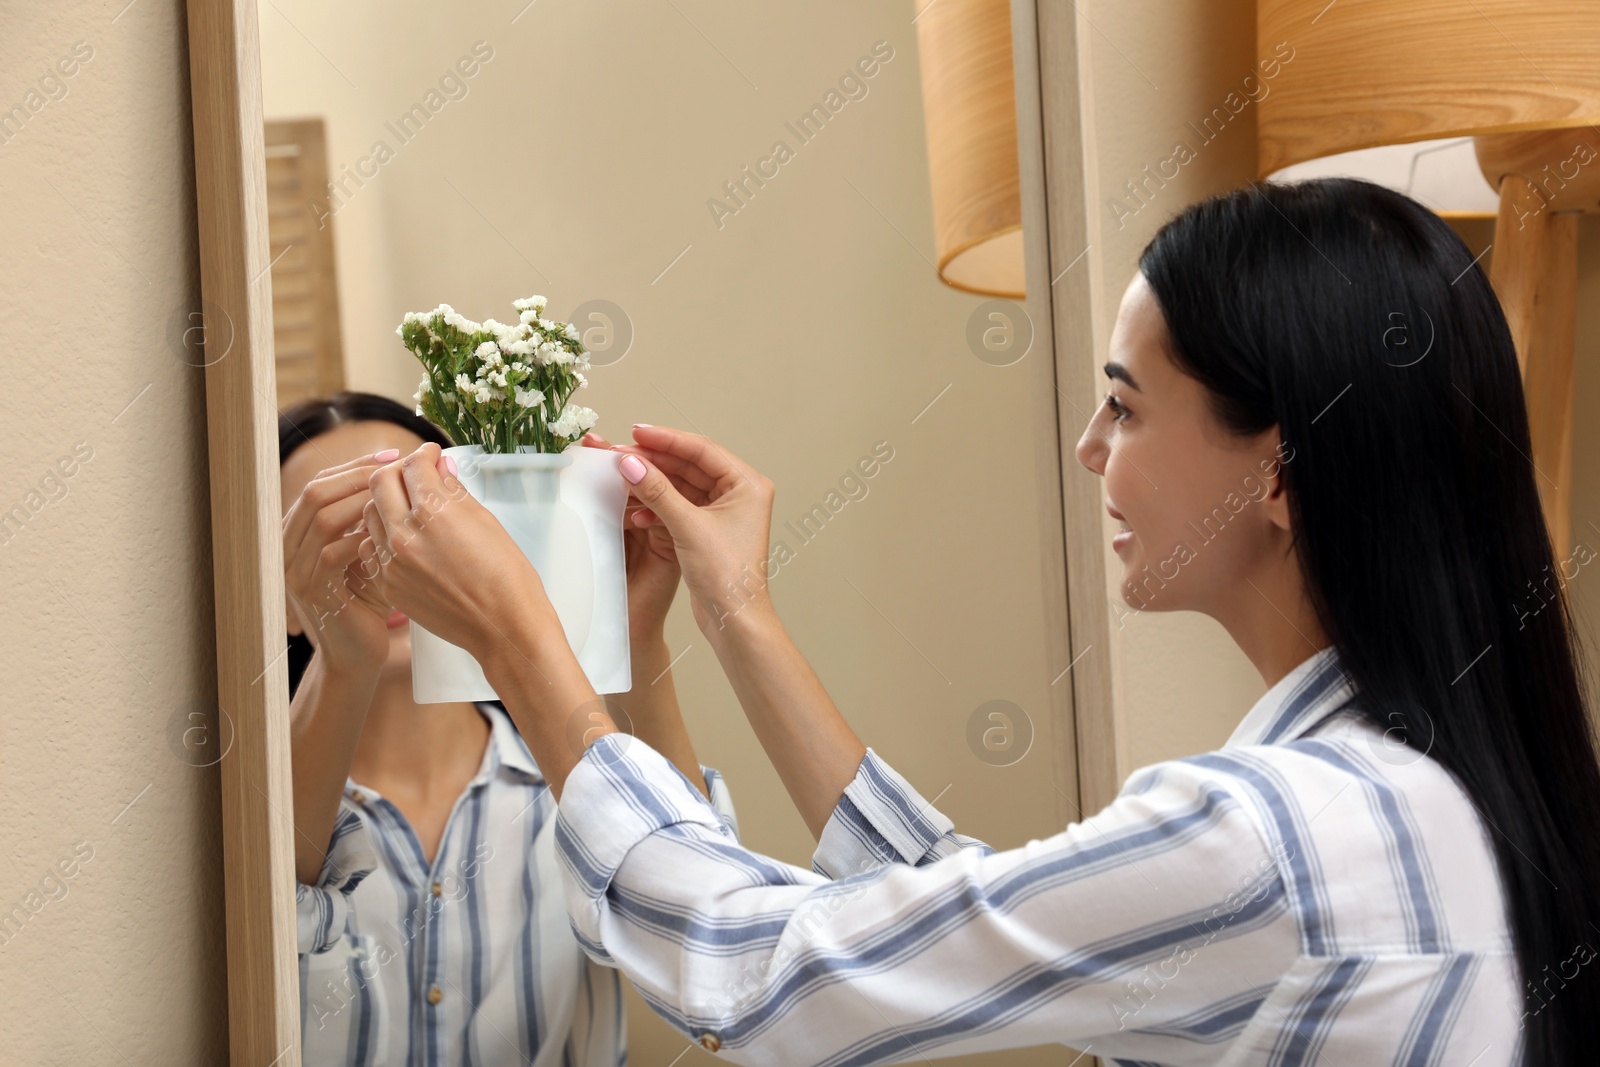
[555,646,1524,1066]
[295,701,738,1067]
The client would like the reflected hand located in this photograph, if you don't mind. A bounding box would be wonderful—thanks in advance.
[583,431,680,639]
[282,450,397,678]
[357,443,564,669]
[603,425,777,636]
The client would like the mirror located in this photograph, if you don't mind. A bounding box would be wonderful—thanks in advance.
[248,1,1072,1062]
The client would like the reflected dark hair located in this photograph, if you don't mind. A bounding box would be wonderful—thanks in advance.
[277,391,453,696]
[1139,177,1600,1060]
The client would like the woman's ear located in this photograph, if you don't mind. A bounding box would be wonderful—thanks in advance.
[1261,430,1293,533]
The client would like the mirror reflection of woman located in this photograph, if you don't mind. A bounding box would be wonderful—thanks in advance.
[278,392,734,1065]
[355,179,1600,1064]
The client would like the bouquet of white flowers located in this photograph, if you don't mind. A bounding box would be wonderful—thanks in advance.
[398,295,599,453]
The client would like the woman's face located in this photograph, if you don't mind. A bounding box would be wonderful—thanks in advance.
[1076,273,1290,619]
[280,420,427,670]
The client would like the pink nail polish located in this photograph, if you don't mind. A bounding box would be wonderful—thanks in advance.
[633,423,653,431]
[619,455,647,484]
[445,454,459,476]
[374,449,401,462]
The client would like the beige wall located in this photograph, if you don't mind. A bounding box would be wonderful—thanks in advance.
[0,1,229,1063]
[261,1,1069,1062]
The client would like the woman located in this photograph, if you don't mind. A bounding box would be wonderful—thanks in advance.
[278,391,735,1065]
[356,179,1600,1064]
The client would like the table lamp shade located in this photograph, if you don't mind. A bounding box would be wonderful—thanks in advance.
[1257,0,1600,178]
[914,0,1025,298]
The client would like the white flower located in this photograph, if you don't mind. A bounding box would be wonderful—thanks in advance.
[501,338,536,358]
[537,318,555,332]
[513,295,548,312]
[511,361,528,374]
[455,372,473,393]
[416,374,431,394]
[574,372,588,390]
[518,308,539,325]
[562,323,579,342]
[547,404,598,440]
[474,340,500,361]
[443,307,482,333]
[514,385,544,409]
[548,346,576,366]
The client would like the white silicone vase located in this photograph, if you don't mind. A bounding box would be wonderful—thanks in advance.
[410,443,632,702]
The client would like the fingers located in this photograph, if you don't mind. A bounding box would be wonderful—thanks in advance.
[285,491,371,599]
[282,453,393,563]
[609,444,717,494]
[398,442,452,511]
[362,497,392,560]
[367,447,427,541]
[617,452,698,532]
[295,533,371,631]
[581,432,611,450]
[628,425,755,489]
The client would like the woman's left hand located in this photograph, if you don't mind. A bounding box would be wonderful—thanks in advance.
[358,443,562,670]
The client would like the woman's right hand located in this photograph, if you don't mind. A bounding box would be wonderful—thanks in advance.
[283,449,400,678]
[608,425,778,637]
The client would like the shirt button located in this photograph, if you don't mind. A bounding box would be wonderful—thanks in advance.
[352,791,367,804]
[431,881,443,898]
[426,985,443,1006]
[698,1032,721,1053]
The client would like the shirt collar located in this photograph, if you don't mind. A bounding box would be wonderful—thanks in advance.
[1225,644,1358,748]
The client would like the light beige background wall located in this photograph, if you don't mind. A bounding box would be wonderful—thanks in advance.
[260,0,1071,1062]
[0,1,229,1063]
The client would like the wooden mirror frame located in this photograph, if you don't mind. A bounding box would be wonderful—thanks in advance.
[186,0,303,1061]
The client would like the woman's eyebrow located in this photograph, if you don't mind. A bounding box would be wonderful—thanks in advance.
[1103,361,1142,391]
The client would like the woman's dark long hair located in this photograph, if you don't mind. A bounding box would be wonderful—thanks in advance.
[278,391,453,697]
[1139,176,1600,1060]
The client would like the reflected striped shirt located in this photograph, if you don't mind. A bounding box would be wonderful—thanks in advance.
[295,701,738,1067]
[554,646,1524,1066]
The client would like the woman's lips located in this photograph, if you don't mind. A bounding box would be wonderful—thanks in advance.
[1107,502,1133,551]
[386,608,409,629]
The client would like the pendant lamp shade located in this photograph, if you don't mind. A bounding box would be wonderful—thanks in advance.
[914,0,1025,298]
[1256,0,1600,556]
[1257,0,1600,178]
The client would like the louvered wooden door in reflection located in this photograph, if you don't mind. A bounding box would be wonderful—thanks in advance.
[264,118,345,408]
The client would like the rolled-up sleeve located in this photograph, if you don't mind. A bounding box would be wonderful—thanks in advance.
[554,736,1298,1066]
[812,748,992,878]
[295,805,377,955]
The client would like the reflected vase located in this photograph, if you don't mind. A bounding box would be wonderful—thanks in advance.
[409,444,632,702]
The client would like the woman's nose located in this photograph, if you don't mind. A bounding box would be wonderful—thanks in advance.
[1076,415,1107,476]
